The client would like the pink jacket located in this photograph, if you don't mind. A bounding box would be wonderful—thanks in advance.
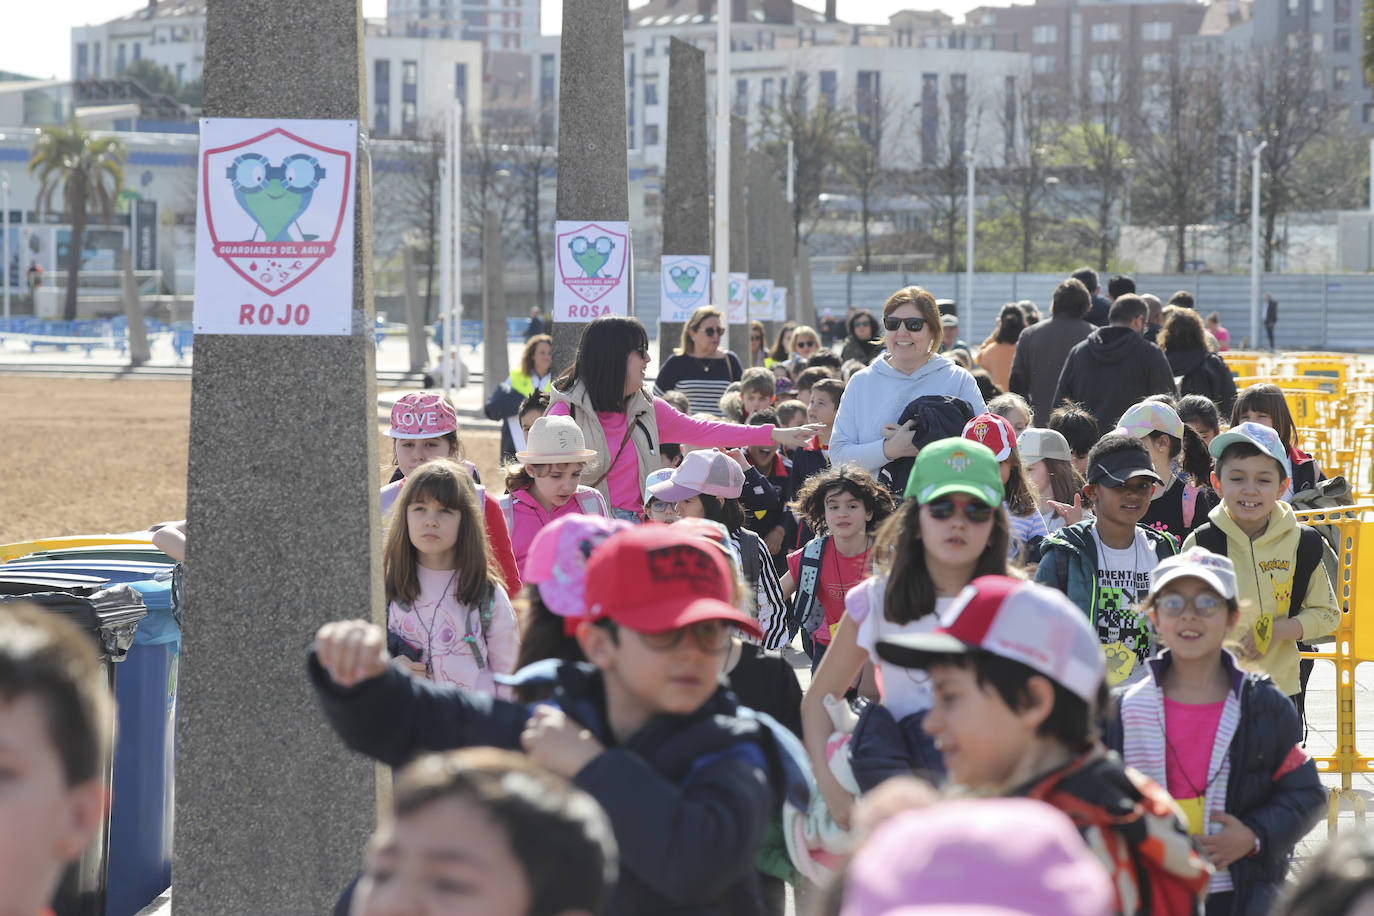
[502,486,609,574]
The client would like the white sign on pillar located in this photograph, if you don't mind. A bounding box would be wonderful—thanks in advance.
[553,220,631,321]
[660,254,710,321]
[747,279,774,322]
[772,286,788,322]
[194,118,357,334]
[727,272,748,323]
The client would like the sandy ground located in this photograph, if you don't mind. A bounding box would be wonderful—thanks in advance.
[0,377,502,546]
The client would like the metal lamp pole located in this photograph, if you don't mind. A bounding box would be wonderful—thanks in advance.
[712,0,731,346]
[963,150,974,336]
[1249,140,1268,350]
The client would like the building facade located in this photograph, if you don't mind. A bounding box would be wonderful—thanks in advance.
[71,0,207,85]
[386,0,541,52]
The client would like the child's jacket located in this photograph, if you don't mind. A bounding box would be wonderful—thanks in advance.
[1011,746,1211,916]
[310,655,809,916]
[1182,501,1340,696]
[1103,650,1325,915]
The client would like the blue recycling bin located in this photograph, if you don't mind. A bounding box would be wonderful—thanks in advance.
[107,576,179,916]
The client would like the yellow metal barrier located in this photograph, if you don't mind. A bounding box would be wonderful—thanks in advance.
[1279,355,1355,394]
[0,533,155,563]
[1296,505,1374,835]
[1223,352,1271,379]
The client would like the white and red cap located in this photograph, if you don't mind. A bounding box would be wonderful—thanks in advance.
[387,392,458,439]
[876,575,1105,705]
[962,413,1017,462]
[648,448,746,503]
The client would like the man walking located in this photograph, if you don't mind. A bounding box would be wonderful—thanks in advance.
[1264,294,1277,350]
[1052,293,1177,431]
[1009,277,1096,427]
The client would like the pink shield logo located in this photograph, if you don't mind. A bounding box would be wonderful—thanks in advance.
[201,127,352,297]
[556,222,629,305]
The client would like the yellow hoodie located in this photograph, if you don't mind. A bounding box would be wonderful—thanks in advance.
[1182,500,1339,696]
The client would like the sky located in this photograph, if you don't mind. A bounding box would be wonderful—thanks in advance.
[4,0,980,83]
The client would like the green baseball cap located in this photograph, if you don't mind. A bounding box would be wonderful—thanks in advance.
[904,438,1006,505]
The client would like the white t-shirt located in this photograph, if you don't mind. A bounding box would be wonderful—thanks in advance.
[847,575,955,720]
[1090,526,1158,687]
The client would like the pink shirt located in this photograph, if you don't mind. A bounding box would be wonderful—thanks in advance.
[387,565,520,699]
[506,486,609,574]
[1163,697,1225,827]
[548,397,775,512]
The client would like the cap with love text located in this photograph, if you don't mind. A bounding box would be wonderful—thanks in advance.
[583,524,763,639]
[386,392,458,440]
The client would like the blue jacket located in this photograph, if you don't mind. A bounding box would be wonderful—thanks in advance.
[1033,520,1178,616]
[1102,652,1325,914]
[310,655,810,916]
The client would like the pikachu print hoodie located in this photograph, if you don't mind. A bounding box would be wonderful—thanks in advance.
[1183,500,1339,696]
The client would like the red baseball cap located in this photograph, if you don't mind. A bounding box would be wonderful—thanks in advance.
[583,524,763,639]
[962,413,1016,461]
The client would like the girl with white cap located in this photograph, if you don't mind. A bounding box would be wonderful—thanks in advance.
[499,415,609,575]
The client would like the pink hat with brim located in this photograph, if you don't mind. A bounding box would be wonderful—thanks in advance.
[648,449,746,503]
[524,514,634,625]
[387,393,458,439]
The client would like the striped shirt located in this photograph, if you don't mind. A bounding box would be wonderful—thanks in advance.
[654,351,744,416]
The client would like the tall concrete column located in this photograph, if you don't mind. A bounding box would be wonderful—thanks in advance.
[179,0,380,911]
[746,150,779,341]
[483,208,510,391]
[797,237,817,331]
[771,185,795,330]
[402,246,428,373]
[728,115,749,356]
[553,0,630,368]
[658,38,709,365]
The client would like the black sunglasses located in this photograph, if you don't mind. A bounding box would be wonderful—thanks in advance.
[884,316,927,333]
[696,326,722,337]
[924,498,995,523]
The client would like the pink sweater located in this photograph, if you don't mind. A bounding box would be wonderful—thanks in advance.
[387,565,520,699]
[505,486,609,574]
[548,397,775,512]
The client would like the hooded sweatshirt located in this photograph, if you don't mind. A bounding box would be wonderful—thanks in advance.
[829,353,986,474]
[1182,501,1340,696]
[1052,326,1176,431]
[1165,346,1238,416]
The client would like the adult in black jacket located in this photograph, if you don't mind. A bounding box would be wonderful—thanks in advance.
[1009,276,1097,426]
[1052,294,1177,432]
[1074,266,1112,326]
[1103,652,1325,916]
[1158,307,1238,416]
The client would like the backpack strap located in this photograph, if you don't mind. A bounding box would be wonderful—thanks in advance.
[462,589,496,670]
[1290,526,1323,619]
[575,488,609,517]
[498,493,514,532]
[1190,522,1226,557]
[791,535,830,634]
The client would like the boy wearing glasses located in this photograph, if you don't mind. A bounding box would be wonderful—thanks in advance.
[1035,434,1179,687]
[311,524,806,916]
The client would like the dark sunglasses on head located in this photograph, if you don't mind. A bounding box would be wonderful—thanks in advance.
[884,316,927,332]
[697,326,722,337]
[924,498,995,523]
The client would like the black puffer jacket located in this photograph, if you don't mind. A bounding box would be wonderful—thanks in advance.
[1052,326,1177,431]
[1166,347,1238,416]
[1103,653,1325,915]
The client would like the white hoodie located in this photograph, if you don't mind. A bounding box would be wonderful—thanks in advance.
[830,353,986,473]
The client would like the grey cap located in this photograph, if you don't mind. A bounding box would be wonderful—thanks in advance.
[1019,428,1073,464]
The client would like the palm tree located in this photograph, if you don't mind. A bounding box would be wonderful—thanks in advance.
[29,119,126,321]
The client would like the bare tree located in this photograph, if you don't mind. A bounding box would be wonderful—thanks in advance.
[757,79,852,250]
[994,75,1060,271]
[461,121,521,261]
[1132,54,1224,272]
[1230,40,1348,269]
[1061,52,1135,271]
[489,110,556,311]
[833,88,904,272]
[905,81,986,272]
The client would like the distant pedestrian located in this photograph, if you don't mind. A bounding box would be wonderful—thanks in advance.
[1008,277,1096,427]
[1205,312,1231,351]
[975,302,1026,395]
[1073,266,1112,326]
[524,307,545,341]
[1052,294,1177,432]
[1264,294,1278,350]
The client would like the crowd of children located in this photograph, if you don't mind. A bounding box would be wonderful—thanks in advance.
[14,286,1366,915]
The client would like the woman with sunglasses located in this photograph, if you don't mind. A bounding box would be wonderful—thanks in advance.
[799,439,1010,828]
[840,310,884,366]
[549,315,821,523]
[784,325,823,375]
[747,320,769,368]
[830,286,986,477]
[653,305,745,417]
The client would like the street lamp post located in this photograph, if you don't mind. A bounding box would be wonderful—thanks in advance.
[1250,140,1268,350]
[964,149,974,336]
[1122,157,1136,228]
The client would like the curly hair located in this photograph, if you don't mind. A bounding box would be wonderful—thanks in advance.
[789,463,894,534]
[1157,306,1207,352]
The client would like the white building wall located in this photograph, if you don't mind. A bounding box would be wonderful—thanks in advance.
[365,36,484,138]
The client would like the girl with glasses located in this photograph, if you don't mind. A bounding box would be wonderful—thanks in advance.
[653,305,745,417]
[830,286,986,478]
[840,310,884,367]
[799,439,1010,829]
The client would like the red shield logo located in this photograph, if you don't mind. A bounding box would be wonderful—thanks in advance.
[201,127,352,297]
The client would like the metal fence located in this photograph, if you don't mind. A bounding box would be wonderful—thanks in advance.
[630,271,1374,351]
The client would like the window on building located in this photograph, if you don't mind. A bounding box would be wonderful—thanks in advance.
[1334,27,1352,50]
[1336,0,1352,18]
[1288,31,1302,49]
[1312,31,1324,51]
[1090,23,1121,42]
[857,71,880,141]
[402,60,418,103]
[794,72,808,114]
[93,42,101,77]
[761,77,773,109]
[375,60,390,103]
[819,69,836,108]
[1032,55,1057,73]
[1313,0,1324,12]
[1363,102,1374,122]
[644,123,660,145]
[176,63,185,82]
[133,42,141,60]
[1141,21,1172,40]
[375,101,391,136]
[1003,75,1016,161]
[75,44,88,80]
[1142,52,1168,72]
[401,100,417,136]
[734,78,748,116]
[950,73,967,157]
[1032,24,1057,43]
[1335,65,1350,90]
[921,72,939,165]
[116,43,126,74]
[644,79,658,105]
[455,63,467,100]
[1287,0,1301,14]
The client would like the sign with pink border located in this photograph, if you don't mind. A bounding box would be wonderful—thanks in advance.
[553,220,631,321]
[194,118,356,334]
